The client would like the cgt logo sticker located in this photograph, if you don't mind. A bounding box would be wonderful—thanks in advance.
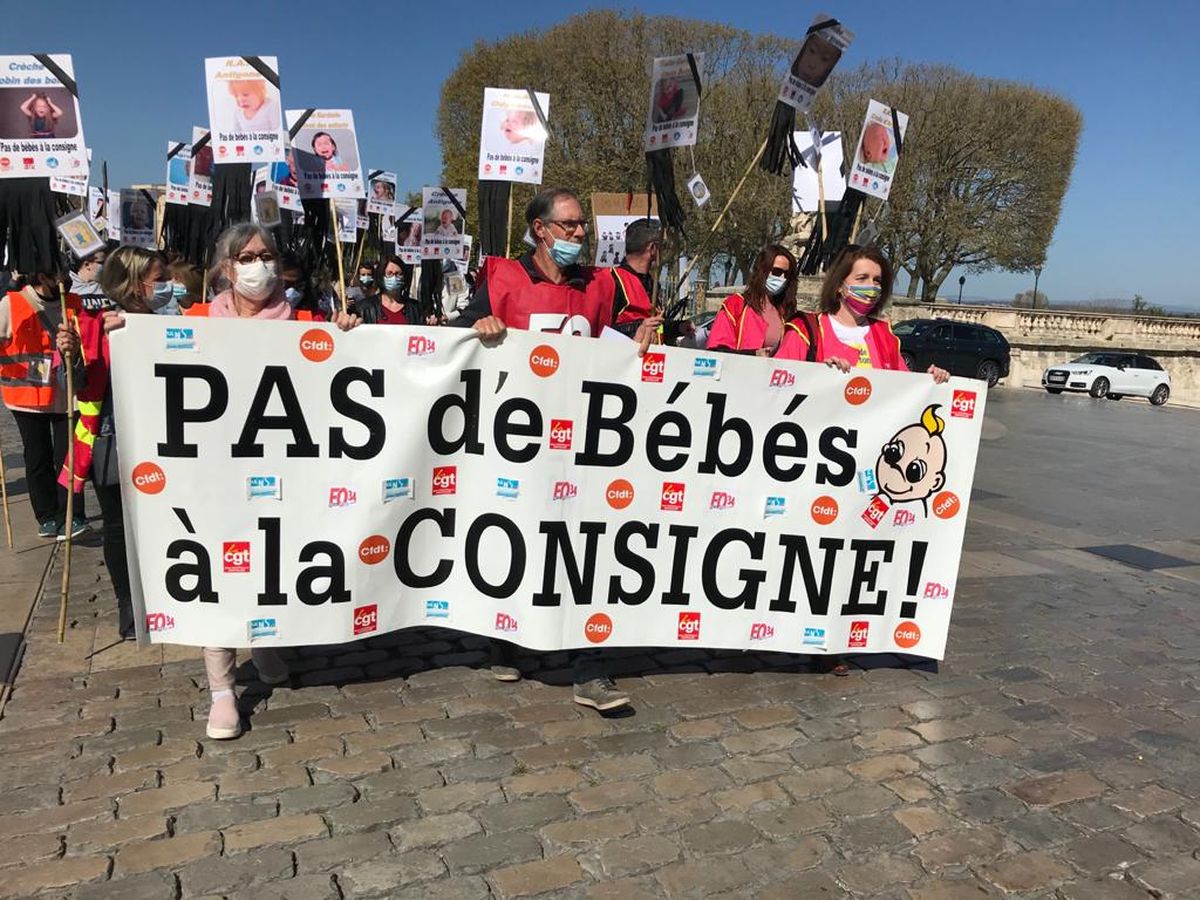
[660,482,685,512]
[353,604,378,636]
[548,419,573,450]
[848,620,870,648]
[358,535,391,565]
[299,329,334,362]
[641,352,666,382]
[132,461,166,495]
[529,344,560,377]
[584,612,613,644]
[222,542,250,573]
[952,390,977,419]
[432,466,457,496]
[677,611,701,641]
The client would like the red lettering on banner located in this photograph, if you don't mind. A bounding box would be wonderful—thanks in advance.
[495,612,519,632]
[552,481,578,500]
[709,490,736,510]
[407,334,437,357]
[769,368,795,388]
[749,622,775,641]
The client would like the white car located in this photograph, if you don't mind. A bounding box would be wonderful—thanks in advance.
[1042,352,1171,405]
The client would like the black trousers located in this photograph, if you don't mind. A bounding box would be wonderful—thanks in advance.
[10,409,85,524]
[94,482,133,634]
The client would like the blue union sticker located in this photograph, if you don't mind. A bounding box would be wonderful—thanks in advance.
[693,356,721,380]
[425,600,450,619]
[496,477,519,500]
[383,477,414,502]
[764,496,787,518]
[857,468,878,493]
[802,626,827,648]
[247,476,282,500]
[248,618,278,641]
[165,326,196,351]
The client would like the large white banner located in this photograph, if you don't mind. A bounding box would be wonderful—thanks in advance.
[110,318,984,659]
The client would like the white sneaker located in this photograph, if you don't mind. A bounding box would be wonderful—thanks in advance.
[206,693,242,740]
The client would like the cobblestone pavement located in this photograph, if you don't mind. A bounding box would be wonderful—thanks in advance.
[0,390,1197,899]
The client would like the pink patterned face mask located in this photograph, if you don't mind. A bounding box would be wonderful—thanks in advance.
[841,284,881,317]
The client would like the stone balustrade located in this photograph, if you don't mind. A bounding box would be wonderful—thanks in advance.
[699,287,1200,407]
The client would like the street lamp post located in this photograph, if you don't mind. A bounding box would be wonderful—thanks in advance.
[1032,265,1043,309]
[957,275,965,305]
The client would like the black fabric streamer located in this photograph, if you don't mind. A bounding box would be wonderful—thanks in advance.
[418,258,443,321]
[477,180,512,258]
[761,102,802,176]
[798,190,863,275]
[0,178,61,274]
[645,149,685,233]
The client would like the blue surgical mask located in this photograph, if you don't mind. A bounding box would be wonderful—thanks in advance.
[548,238,583,267]
[147,280,173,310]
[764,274,787,296]
[171,281,188,301]
[358,274,374,285]
[383,275,403,292]
[284,286,303,307]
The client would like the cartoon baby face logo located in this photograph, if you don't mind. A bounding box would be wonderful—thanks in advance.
[875,404,948,515]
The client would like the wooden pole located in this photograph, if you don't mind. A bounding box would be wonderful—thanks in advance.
[57,282,76,643]
[351,215,368,275]
[849,201,865,245]
[329,197,347,316]
[504,187,513,259]
[816,157,828,248]
[0,430,13,549]
[676,137,768,291]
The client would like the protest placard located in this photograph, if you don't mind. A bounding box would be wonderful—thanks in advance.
[422,188,466,260]
[645,53,704,152]
[687,173,711,207]
[0,55,88,179]
[266,150,302,212]
[286,109,365,199]
[56,209,103,258]
[779,15,854,112]
[189,126,213,207]
[478,88,549,185]
[111,317,983,657]
[165,142,191,205]
[255,190,281,228]
[333,199,357,244]
[49,174,87,197]
[396,206,422,264]
[120,188,156,248]
[106,189,121,240]
[88,186,106,229]
[792,130,846,212]
[204,56,285,164]
[848,99,909,202]
[366,170,397,215]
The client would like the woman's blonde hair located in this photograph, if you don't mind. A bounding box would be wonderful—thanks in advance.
[99,246,161,310]
[227,79,268,102]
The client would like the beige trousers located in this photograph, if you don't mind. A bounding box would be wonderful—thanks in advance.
[202,646,278,692]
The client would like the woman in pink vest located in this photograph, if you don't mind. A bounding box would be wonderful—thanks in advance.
[706,244,797,355]
[778,245,947,676]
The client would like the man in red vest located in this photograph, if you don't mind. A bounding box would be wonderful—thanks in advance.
[609,218,661,336]
[459,188,658,712]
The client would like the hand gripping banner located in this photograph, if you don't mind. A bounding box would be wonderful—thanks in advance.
[110,318,985,658]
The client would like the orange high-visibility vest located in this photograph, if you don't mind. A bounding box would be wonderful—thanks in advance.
[0,290,57,409]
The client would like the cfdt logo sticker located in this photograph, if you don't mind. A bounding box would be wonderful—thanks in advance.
[548,419,573,450]
[844,376,872,405]
[894,621,921,649]
[933,491,961,519]
[584,613,613,644]
[132,461,166,495]
[606,479,634,510]
[677,612,701,641]
[353,604,378,636]
[222,542,251,573]
[810,496,839,525]
[529,344,560,377]
[358,535,390,565]
[432,466,457,495]
[299,328,334,362]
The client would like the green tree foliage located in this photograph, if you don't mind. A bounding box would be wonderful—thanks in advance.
[1013,289,1049,309]
[436,10,793,281]
[813,62,1082,301]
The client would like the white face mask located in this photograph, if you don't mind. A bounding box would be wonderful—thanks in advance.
[233,260,278,301]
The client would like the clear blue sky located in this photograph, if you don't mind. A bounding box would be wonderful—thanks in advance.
[9,0,1200,310]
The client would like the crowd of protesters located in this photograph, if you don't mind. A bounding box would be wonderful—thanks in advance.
[1,184,946,740]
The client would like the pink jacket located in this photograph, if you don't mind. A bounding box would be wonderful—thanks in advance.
[706,294,768,352]
[776,311,907,371]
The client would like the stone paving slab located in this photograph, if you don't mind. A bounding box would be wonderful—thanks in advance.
[0,391,1197,899]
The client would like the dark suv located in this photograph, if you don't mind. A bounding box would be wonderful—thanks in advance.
[892,318,1010,387]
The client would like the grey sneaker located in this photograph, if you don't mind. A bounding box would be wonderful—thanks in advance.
[489,642,522,682]
[37,518,57,539]
[573,677,630,711]
[491,664,522,682]
[56,516,89,542]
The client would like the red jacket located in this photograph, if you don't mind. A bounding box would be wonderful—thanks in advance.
[611,265,653,326]
[468,254,615,336]
[777,311,907,371]
[706,294,769,352]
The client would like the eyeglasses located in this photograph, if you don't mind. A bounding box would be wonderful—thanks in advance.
[234,252,277,265]
[545,219,589,233]
[769,266,791,278]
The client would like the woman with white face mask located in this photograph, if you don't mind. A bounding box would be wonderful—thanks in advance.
[706,244,798,356]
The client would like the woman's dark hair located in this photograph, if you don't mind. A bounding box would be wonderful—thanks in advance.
[817,244,894,317]
[744,243,798,316]
[311,131,337,154]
